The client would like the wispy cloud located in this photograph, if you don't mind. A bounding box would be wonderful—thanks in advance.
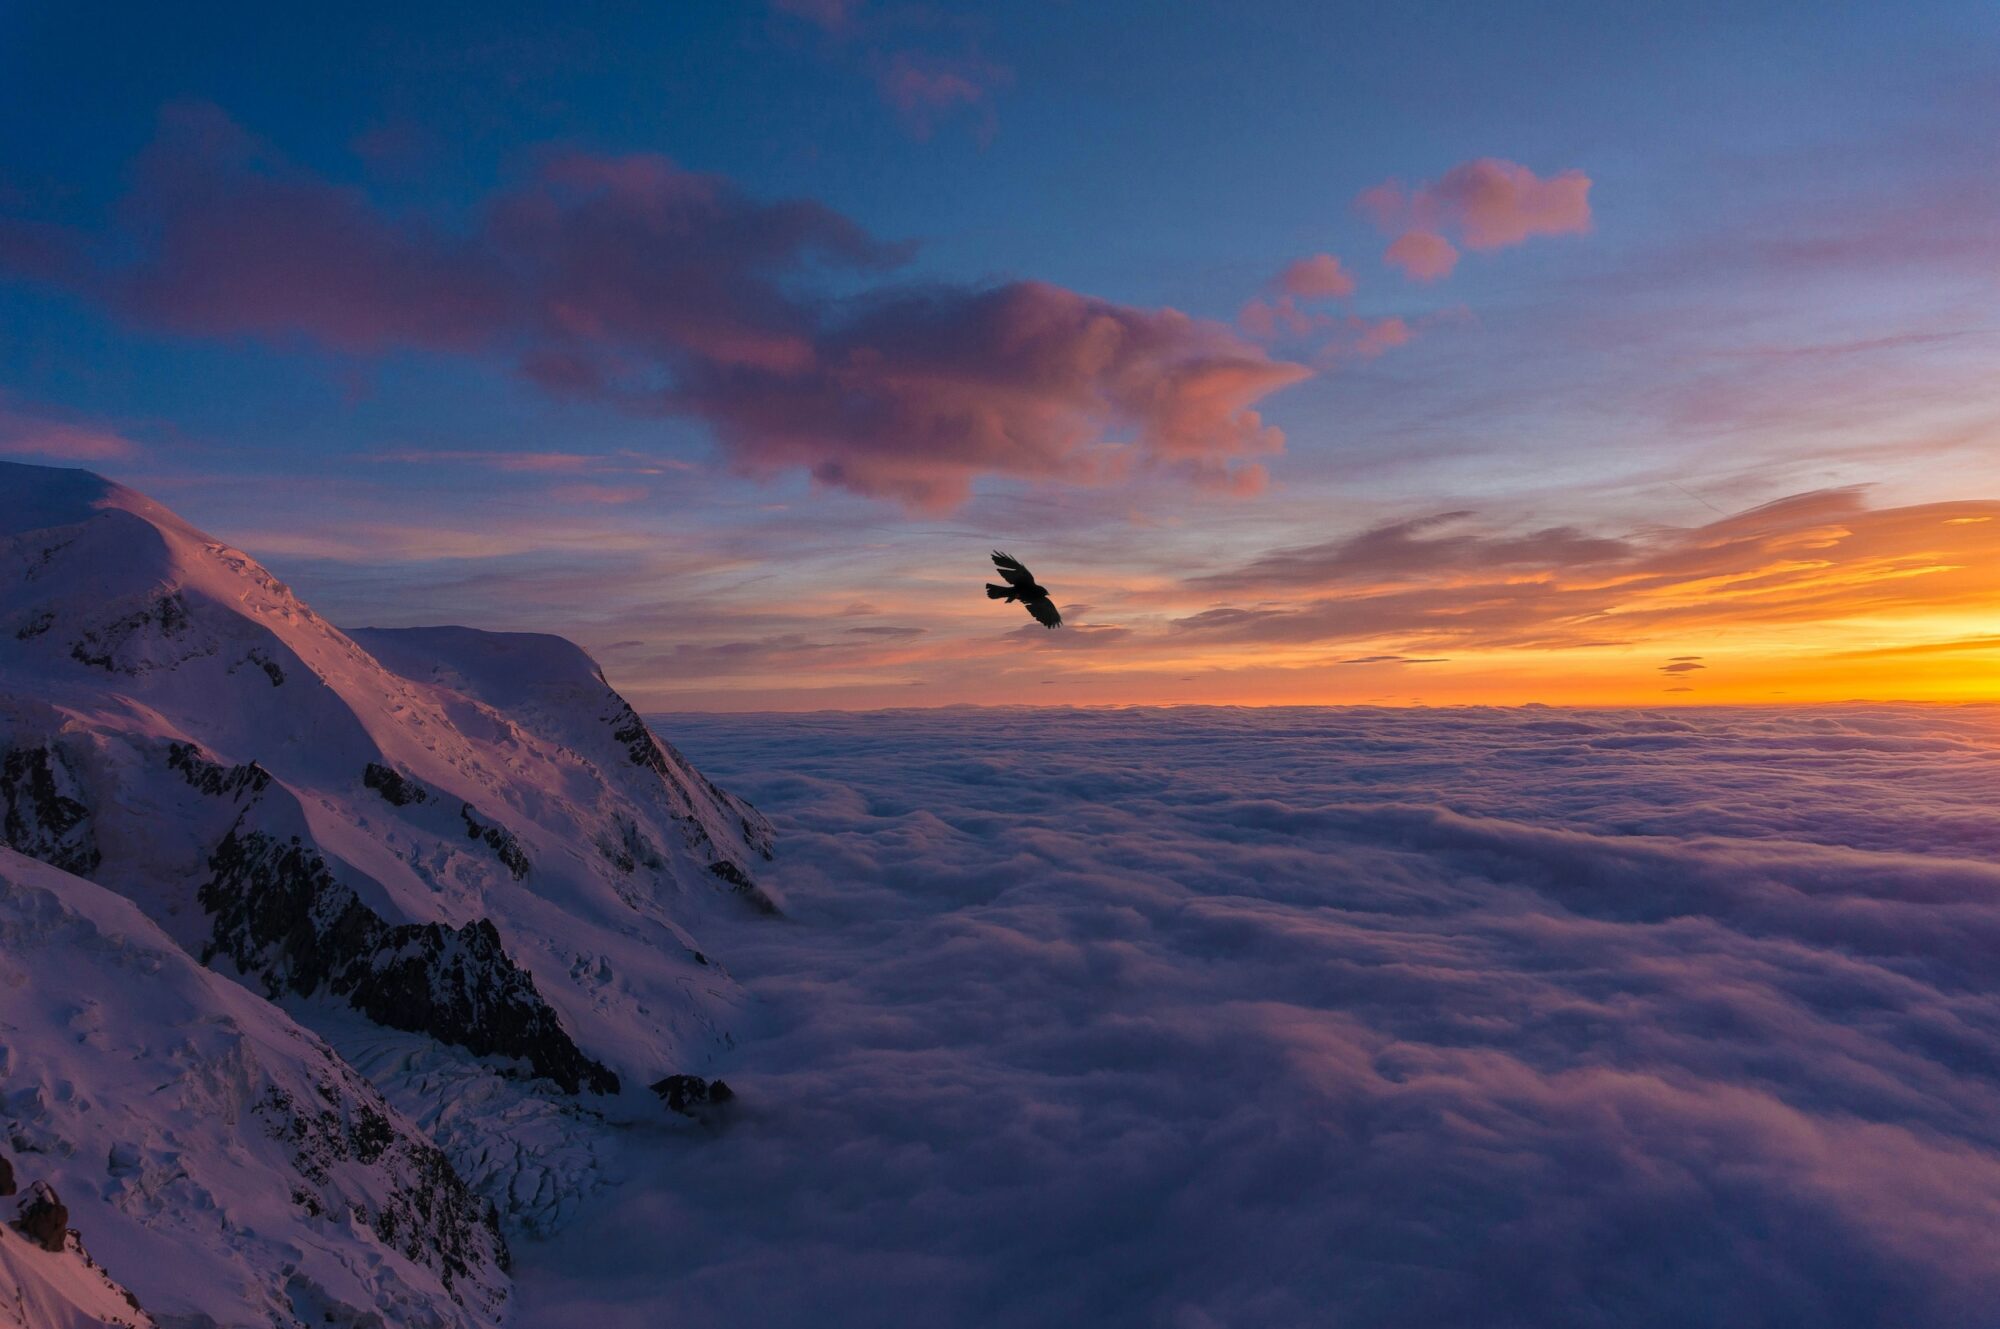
[0,396,142,460]
[768,0,1012,141]
[870,51,1012,141]
[1175,489,2000,659]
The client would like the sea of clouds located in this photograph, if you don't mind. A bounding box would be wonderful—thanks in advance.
[514,705,2000,1328]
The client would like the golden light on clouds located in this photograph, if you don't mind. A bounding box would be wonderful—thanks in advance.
[622,491,2000,710]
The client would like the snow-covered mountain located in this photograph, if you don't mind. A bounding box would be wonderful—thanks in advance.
[0,1219,153,1329]
[0,847,506,1328]
[0,460,780,1321]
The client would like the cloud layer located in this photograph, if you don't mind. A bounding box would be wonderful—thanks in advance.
[1,105,1306,512]
[516,704,2000,1328]
[1175,489,2000,654]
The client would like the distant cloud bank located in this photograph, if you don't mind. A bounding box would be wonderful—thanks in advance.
[523,705,2000,1327]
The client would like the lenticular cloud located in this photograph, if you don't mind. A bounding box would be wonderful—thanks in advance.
[514,705,2000,1329]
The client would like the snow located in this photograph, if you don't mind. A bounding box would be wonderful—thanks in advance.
[0,847,506,1327]
[510,705,2000,1329]
[0,1222,152,1329]
[0,460,773,1114]
[15,457,2000,1325]
[0,461,783,1319]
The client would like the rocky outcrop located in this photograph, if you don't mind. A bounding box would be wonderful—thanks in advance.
[0,846,510,1326]
[2,466,778,1277]
[597,814,665,875]
[459,804,531,881]
[365,761,433,807]
[14,1183,68,1253]
[200,824,618,1095]
[708,859,780,915]
[237,646,284,686]
[166,741,270,801]
[67,591,208,675]
[0,745,98,877]
[650,1074,734,1117]
[256,1082,508,1293]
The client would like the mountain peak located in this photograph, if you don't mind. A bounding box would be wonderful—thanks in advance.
[0,467,779,1315]
[0,460,203,544]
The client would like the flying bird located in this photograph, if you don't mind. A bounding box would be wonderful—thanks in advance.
[987,551,1062,628]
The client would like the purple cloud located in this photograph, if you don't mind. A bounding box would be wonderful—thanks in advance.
[3,105,1306,513]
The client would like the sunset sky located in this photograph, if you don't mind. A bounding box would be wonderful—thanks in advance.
[3,0,1996,709]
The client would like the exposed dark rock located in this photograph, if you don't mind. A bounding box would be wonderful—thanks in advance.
[610,702,671,779]
[69,590,201,674]
[363,762,431,807]
[0,1153,14,1196]
[14,609,53,641]
[200,824,617,1095]
[15,1180,68,1252]
[597,815,664,875]
[22,534,78,581]
[167,742,271,801]
[740,814,775,861]
[255,1081,510,1293]
[610,701,772,857]
[707,859,780,915]
[649,1074,734,1116]
[460,804,531,881]
[1,745,100,876]
[238,647,285,687]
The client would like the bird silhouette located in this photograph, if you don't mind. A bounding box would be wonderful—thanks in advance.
[986,551,1062,628]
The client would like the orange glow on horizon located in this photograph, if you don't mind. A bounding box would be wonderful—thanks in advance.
[622,493,2000,712]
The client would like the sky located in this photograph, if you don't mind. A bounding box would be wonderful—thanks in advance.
[2,0,1997,709]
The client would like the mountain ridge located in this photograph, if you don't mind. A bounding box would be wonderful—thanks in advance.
[0,460,780,1321]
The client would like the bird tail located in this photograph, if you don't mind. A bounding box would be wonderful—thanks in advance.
[985,583,1017,601]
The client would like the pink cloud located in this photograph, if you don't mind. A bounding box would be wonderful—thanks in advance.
[680,280,1310,510]
[1315,314,1419,363]
[5,105,1307,514]
[1353,315,1414,358]
[1361,157,1592,282]
[0,398,141,460]
[1435,158,1593,249]
[1238,295,1326,342]
[1176,489,2000,652]
[1383,230,1459,282]
[767,1,1007,141]
[1355,180,1408,232]
[1274,253,1355,300]
[870,52,1011,140]
[114,105,509,353]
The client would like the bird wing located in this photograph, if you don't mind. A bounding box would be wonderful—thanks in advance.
[991,550,1035,588]
[1024,594,1062,628]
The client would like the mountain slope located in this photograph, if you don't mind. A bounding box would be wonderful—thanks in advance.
[0,1221,153,1329]
[0,461,776,1235]
[0,846,509,1328]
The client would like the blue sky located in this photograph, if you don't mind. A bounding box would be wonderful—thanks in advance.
[2,0,1996,706]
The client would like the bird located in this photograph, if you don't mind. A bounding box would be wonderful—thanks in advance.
[986,551,1062,628]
